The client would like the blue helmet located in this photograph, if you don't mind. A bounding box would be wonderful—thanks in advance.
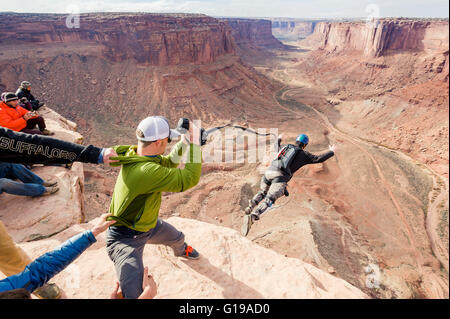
[296,134,309,145]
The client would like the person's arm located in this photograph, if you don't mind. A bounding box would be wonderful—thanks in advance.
[111,145,133,157]
[0,127,106,165]
[139,143,202,194]
[0,214,115,294]
[304,148,335,164]
[0,110,27,132]
[16,90,25,100]
[160,140,189,168]
[138,267,157,299]
[277,134,283,150]
[110,266,157,299]
[138,124,202,194]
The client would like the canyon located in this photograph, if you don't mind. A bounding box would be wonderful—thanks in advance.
[271,18,319,41]
[223,18,284,48]
[0,13,448,299]
[0,13,281,147]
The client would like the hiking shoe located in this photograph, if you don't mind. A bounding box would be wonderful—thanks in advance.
[245,200,255,215]
[41,129,55,136]
[42,186,59,196]
[33,283,61,299]
[241,214,254,236]
[42,180,58,187]
[182,243,200,260]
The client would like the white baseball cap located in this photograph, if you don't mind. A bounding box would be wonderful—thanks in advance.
[136,116,181,142]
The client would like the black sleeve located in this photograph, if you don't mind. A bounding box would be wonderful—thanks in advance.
[16,90,25,100]
[0,127,103,165]
[304,150,334,164]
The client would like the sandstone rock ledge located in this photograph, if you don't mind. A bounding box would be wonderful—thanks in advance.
[14,217,368,299]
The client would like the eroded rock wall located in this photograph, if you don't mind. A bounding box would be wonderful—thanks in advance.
[0,13,236,65]
[304,19,449,58]
[222,18,284,48]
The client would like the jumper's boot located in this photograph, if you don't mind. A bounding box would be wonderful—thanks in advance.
[244,199,257,215]
[241,214,258,237]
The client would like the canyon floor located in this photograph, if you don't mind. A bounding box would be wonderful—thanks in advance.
[82,40,448,299]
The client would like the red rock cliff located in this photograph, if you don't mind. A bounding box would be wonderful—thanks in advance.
[0,13,236,65]
[222,18,283,48]
[304,19,449,58]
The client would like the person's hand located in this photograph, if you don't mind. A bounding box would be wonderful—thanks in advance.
[329,144,336,153]
[138,267,157,299]
[91,213,116,237]
[23,112,34,121]
[110,282,123,299]
[102,148,119,165]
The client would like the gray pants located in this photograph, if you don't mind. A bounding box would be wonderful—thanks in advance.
[249,168,288,220]
[106,219,185,299]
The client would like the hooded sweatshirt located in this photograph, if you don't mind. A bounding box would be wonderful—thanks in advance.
[108,141,202,232]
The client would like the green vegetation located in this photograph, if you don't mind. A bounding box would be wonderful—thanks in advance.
[437,203,449,252]
[276,88,314,115]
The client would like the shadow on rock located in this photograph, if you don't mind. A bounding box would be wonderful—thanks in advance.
[182,256,264,299]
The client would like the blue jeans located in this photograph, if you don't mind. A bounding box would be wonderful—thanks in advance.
[0,162,45,196]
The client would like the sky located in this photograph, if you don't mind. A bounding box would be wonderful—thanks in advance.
[0,0,448,19]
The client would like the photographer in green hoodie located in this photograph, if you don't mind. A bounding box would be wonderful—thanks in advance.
[106,116,202,299]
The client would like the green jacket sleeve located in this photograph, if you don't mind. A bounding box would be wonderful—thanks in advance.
[113,145,132,156]
[160,140,188,168]
[139,144,202,193]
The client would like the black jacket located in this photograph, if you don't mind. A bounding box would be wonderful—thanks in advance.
[272,143,334,181]
[289,148,334,176]
[16,88,36,102]
[0,127,102,164]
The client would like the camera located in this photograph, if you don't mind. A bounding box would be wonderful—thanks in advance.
[176,118,208,146]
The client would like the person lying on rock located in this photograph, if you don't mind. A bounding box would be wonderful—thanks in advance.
[0,127,119,299]
[0,92,53,136]
[241,134,336,236]
[0,213,116,299]
[106,116,202,299]
[15,81,44,111]
[0,161,59,197]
